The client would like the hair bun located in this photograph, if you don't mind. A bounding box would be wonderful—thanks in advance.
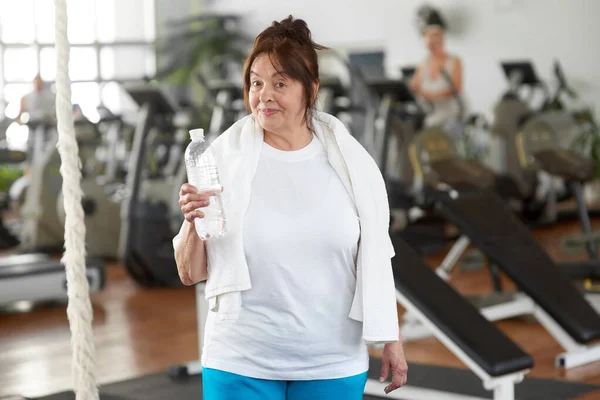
[269,15,313,46]
[252,15,328,54]
[416,5,447,33]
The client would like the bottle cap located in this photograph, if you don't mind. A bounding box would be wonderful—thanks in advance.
[189,129,205,141]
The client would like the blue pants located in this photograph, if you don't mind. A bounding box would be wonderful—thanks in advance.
[202,368,368,400]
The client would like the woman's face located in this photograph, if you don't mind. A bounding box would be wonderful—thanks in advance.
[248,54,307,135]
[424,25,444,53]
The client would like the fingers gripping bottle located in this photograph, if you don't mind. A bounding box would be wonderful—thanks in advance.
[184,129,227,239]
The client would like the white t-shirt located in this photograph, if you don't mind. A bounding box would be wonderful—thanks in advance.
[22,90,55,120]
[201,135,368,380]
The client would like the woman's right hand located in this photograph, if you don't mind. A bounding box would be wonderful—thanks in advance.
[178,183,222,222]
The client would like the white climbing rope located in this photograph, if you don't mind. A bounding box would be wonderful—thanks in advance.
[55,0,99,399]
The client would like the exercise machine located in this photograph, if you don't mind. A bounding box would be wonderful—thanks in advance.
[15,120,65,253]
[12,118,125,258]
[402,186,600,369]
[493,62,600,256]
[317,74,347,116]
[491,60,586,223]
[516,117,598,250]
[364,78,461,254]
[402,126,524,308]
[332,51,381,153]
[405,124,598,260]
[365,77,425,182]
[55,119,124,259]
[119,84,186,287]
[196,73,246,141]
[0,253,105,312]
[314,49,379,151]
[92,111,135,185]
[407,126,526,209]
[400,65,416,81]
[168,235,533,400]
[0,123,107,310]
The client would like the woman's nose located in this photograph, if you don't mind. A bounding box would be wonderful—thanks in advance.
[259,86,273,103]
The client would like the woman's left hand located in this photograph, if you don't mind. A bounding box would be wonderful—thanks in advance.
[379,340,408,394]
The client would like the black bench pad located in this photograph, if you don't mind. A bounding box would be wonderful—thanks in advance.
[392,236,533,376]
[437,190,600,343]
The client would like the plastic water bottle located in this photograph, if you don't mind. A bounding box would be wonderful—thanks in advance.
[184,129,227,240]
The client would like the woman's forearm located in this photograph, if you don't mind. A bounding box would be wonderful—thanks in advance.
[174,221,208,285]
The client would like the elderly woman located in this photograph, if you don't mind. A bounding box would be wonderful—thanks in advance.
[174,15,407,400]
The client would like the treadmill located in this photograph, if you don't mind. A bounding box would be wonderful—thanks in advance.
[0,117,106,310]
[365,77,425,180]
[0,253,105,309]
[196,73,245,140]
[119,84,184,287]
[318,75,349,115]
[399,65,416,81]
[364,78,451,253]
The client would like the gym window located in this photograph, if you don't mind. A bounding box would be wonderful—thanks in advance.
[0,0,157,122]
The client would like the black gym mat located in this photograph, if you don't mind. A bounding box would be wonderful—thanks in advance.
[34,360,600,400]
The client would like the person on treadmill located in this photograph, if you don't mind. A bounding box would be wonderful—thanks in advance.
[17,74,56,124]
[410,7,464,137]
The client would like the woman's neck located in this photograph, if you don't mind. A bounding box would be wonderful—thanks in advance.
[264,125,313,151]
[430,48,447,59]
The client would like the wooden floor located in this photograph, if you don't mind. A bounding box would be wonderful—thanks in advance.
[2,218,600,399]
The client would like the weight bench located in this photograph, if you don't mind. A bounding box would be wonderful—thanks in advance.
[435,189,600,369]
[170,235,533,399]
[365,236,533,399]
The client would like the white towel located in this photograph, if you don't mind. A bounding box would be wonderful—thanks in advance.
[173,111,399,344]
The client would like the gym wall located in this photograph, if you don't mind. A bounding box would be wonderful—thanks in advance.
[203,0,600,120]
[104,0,156,113]
[155,0,200,37]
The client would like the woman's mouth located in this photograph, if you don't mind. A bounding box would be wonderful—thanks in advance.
[260,108,279,116]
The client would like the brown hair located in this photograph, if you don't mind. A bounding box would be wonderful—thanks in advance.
[242,15,328,131]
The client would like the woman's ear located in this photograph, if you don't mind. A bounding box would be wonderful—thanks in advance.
[312,81,320,103]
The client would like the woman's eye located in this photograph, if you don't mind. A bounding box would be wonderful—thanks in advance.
[276,82,285,88]
[252,81,261,87]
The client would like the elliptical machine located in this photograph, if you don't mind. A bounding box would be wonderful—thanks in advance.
[15,119,66,254]
[55,116,126,260]
[12,117,126,258]
[492,60,588,225]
